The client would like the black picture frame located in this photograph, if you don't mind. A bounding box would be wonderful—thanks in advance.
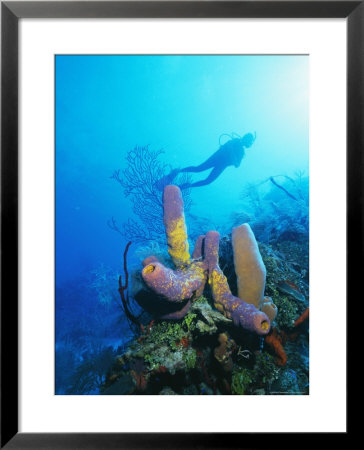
[1,1,356,447]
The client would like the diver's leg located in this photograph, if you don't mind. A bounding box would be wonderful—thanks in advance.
[154,167,181,191]
[180,152,219,174]
[183,166,225,189]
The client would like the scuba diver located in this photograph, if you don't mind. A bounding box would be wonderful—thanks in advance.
[157,132,256,190]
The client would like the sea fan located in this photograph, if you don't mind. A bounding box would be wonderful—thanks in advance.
[111,145,192,244]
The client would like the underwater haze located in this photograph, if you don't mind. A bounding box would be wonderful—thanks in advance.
[56,55,309,395]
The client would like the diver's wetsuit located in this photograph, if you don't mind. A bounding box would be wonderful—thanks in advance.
[179,138,246,188]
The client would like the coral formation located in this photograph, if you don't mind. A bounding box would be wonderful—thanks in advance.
[294,307,309,328]
[264,327,288,366]
[264,308,308,367]
[252,352,280,386]
[280,307,309,343]
[231,368,253,394]
[273,295,298,329]
[141,185,272,335]
[214,332,235,372]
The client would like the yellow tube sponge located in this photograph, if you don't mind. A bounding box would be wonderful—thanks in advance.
[163,185,190,267]
[232,223,266,309]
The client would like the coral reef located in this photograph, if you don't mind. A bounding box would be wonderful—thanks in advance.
[58,160,309,396]
[101,282,308,395]
[100,297,233,394]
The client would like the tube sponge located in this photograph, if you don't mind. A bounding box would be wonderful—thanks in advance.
[209,266,270,335]
[163,185,190,267]
[261,296,278,322]
[232,223,266,309]
[141,261,205,303]
[160,300,192,320]
[205,231,270,336]
[192,235,205,259]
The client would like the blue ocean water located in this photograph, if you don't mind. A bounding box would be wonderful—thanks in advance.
[55,55,309,395]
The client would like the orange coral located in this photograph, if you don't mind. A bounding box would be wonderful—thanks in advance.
[175,336,190,348]
[265,308,309,365]
[294,307,309,327]
[130,370,148,391]
[283,308,309,342]
[180,336,190,348]
[147,319,155,333]
[264,328,287,366]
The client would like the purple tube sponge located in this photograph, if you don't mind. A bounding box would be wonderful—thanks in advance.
[192,235,205,260]
[205,231,271,336]
[139,187,209,320]
[141,260,206,303]
[163,185,190,268]
[160,300,192,320]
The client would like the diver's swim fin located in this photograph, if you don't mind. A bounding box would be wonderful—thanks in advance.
[155,168,180,191]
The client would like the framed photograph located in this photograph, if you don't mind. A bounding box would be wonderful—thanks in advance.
[1,1,356,447]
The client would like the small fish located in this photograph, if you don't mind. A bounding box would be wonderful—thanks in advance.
[278,280,306,303]
[284,280,300,290]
